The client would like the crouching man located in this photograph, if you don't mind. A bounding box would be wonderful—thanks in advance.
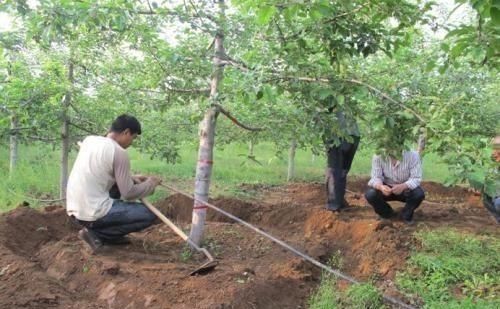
[66,114,162,253]
[481,136,500,224]
[365,149,425,225]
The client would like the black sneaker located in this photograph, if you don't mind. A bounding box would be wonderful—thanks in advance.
[78,228,103,253]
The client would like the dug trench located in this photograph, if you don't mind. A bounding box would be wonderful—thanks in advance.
[0,177,498,309]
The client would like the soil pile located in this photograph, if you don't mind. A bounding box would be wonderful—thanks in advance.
[0,179,497,308]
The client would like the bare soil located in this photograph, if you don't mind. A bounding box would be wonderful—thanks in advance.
[0,177,497,309]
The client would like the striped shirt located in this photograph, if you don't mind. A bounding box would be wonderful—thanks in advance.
[368,151,422,190]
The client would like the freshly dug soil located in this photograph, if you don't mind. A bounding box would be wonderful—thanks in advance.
[0,179,497,308]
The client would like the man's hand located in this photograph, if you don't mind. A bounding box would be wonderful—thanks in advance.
[132,175,148,184]
[148,176,162,187]
[391,183,408,195]
[378,184,393,196]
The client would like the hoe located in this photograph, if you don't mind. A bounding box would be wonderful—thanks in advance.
[141,198,218,275]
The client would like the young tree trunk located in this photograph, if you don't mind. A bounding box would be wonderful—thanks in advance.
[190,5,225,245]
[190,107,219,245]
[417,133,426,155]
[287,139,297,182]
[9,114,19,176]
[248,140,254,157]
[60,60,74,201]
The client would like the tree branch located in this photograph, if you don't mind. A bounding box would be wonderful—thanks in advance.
[163,83,210,94]
[325,2,370,23]
[213,103,263,131]
[344,79,426,123]
[69,122,99,135]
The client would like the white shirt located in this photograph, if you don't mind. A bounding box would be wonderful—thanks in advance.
[368,151,422,190]
[66,136,156,221]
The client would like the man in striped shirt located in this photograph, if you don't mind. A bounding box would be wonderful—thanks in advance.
[365,150,425,224]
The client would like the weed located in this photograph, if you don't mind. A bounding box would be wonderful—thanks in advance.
[308,275,338,309]
[396,229,500,308]
[180,245,193,262]
[345,283,386,309]
[327,250,344,270]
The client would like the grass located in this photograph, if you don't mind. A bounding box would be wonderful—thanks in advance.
[308,229,500,309]
[308,275,386,309]
[1,142,450,211]
[396,229,500,308]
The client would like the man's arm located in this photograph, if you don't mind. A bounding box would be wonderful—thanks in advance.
[113,148,160,200]
[404,152,422,190]
[368,155,384,188]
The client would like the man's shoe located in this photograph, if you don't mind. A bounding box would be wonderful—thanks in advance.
[103,236,131,245]
[78,228,103,253]
[340,199,351,209]
[326,202,341,212]
[402,218,415,226]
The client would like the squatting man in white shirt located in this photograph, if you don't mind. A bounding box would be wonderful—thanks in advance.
[66,114,162,253]
[365,148,425,225]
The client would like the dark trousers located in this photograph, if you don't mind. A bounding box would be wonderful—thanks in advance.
[325,136,360,209]
[78,200,156,241]
[483,194,500,223]
[365,186,425,221]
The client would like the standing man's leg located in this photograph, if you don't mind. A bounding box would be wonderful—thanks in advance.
[326,141,343,211]
[326,142,344,211]
[400,187,425,223]
[340,136,360,207]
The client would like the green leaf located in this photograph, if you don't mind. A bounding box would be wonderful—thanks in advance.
[425,60,436,72]
[490,7,500,24]
[336,95,345,106]
[257,6,276,25]
[450,43,467,58]
[317,88,334,100]
[256,90,263,100]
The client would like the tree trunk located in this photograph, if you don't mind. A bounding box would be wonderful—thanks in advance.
[417,133,426,155]
[60,60,74,201]
[189,107,219,245]
[287,139,297,182]
[190,2,225,245]
[248,140,254,157]
[9,114,19,176]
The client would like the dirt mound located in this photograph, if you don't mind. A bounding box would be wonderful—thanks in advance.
[0,205,74,256]
[157,194,257,223]
[0,181,498,308]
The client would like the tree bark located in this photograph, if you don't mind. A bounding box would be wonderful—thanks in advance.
[287,139,297,182]
[190,1,225,245]
[417,133,426,155]
[60,60,74,202]
[248,140,254,157]
[9,114,19,176]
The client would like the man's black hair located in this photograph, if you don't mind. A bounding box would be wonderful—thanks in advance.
[110,114,142,135]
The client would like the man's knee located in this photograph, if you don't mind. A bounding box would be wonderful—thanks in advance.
[136,204,157,223]
[409,187,425,202]
[365,188,379,203]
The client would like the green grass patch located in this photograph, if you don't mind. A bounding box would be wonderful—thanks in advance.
[0,143,61,211]
[1,142,451,211]
[309,275,339,309]
[308,275,386,309]
[396,229,500,308]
